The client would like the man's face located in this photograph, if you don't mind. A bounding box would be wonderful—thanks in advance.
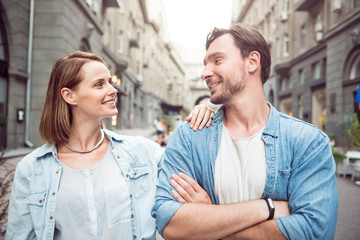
[201,34,247,105]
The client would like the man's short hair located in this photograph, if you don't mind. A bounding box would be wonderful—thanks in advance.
[205,23,271,84]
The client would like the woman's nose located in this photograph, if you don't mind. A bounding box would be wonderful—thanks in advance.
[108,83,118,95]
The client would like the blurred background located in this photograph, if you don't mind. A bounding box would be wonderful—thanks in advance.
[0,1,360,238]
[0,0,359,152]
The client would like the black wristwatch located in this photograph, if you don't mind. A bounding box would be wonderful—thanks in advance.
[263,197,275,220]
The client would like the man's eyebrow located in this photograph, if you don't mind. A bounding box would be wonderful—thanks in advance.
[203,52,225,65]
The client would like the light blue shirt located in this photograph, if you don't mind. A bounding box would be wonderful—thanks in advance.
[6,129,163,240]
[152,103,338,239]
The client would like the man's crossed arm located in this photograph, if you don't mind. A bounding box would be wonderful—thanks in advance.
[164,172,290,240]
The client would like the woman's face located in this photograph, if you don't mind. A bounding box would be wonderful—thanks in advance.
[71,60,118,120]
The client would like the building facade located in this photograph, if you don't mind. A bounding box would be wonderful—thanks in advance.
[0,0,187,149]
[232,0,360,146]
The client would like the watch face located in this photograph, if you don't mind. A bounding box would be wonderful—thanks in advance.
[268,198,275,208]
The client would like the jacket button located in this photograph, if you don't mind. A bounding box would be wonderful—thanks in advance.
[134,172,137,176]
[133,235,137,239]
[50,216,53,220]
[131,214,134,218]
[126,174,129,178]
[52,192,55,196]
[39,200,42,203]
[56,171,59,174]
[117,156,120,159]
[130,194,133,198]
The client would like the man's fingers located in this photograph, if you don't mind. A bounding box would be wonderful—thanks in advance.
[170,175,195,202]
[171,189,186,204]
[178,172,203,193]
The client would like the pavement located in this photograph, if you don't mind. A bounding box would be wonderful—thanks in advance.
[0,127,360,239]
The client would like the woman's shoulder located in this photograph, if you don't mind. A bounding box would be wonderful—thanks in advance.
[16,144,56,171]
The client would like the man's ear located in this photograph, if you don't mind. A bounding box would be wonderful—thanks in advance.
[60,87,77,106]
[246,51,261,74]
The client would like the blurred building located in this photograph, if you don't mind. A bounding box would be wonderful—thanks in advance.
[0,0,186,149]
[232,0,360,145]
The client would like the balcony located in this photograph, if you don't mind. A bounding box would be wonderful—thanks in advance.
[294,0,319,11]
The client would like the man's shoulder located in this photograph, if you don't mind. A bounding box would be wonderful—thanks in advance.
[278,113,329,144]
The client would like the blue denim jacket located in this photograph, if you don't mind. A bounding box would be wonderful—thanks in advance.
[152,103,338,239]
[6,129,163,240]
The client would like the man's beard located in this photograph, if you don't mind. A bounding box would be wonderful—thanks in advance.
[210,76,246,105]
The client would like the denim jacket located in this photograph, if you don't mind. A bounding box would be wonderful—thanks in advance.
[152,103,338,239]
[6,129,163,240]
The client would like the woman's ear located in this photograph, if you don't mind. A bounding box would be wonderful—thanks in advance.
[60,87,77,105]
[246,51,261,74]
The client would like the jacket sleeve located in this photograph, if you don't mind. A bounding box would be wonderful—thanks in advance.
[275,130,338,240]
[151,123,196,236]
[5,162,37,240]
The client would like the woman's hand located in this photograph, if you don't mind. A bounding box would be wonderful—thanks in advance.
[185,104,215,131]
[170,172,212,204]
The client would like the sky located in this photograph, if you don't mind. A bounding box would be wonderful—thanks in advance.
[162,0,232,62]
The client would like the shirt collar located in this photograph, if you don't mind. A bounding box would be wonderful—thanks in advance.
[263,102,279,138]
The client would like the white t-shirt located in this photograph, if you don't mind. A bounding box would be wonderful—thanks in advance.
[215,125,267,204]
[54,144,132,239]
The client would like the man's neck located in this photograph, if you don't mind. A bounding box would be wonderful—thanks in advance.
[223,97,270,138]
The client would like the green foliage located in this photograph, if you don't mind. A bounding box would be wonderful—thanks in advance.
[347,114,360,150]
[332,147,346,163]
[0,113,6,126]
[326,132,335,141]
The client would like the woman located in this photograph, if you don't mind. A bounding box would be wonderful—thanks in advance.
[5,51,213,239]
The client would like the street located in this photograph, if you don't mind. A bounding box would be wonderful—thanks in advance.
[335,176,360,240]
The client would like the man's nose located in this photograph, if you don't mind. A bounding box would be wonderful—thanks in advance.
[201,65,213,80]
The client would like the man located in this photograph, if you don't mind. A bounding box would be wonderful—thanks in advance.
[152,24,338,239]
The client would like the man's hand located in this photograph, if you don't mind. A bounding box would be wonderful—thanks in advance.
[170,172,212,204]
[186,104,215,131]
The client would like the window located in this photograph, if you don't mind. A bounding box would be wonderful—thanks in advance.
[103,21,111,47]
[312,62,321,80]
[300,25,306,48]
[118,0,124,11]
[85,0,92,6]
[281,77,290,91]
[353,0,360,8]
[283,33,289,57]
[284,0,290,13]
[298,95,304,119]
[350,53,360,80]
[117,31,123,54]
[299,69,304,85]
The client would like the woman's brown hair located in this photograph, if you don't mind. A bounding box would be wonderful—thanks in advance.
[39,51,105,144]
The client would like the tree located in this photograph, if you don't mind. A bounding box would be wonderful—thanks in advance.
[348,113,360,150]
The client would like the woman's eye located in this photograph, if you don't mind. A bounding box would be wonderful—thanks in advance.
[95,82,103,87]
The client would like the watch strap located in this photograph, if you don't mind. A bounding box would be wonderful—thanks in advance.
[263,197,275,220]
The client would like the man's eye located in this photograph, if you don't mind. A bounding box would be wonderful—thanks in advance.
[215,59,222,64]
